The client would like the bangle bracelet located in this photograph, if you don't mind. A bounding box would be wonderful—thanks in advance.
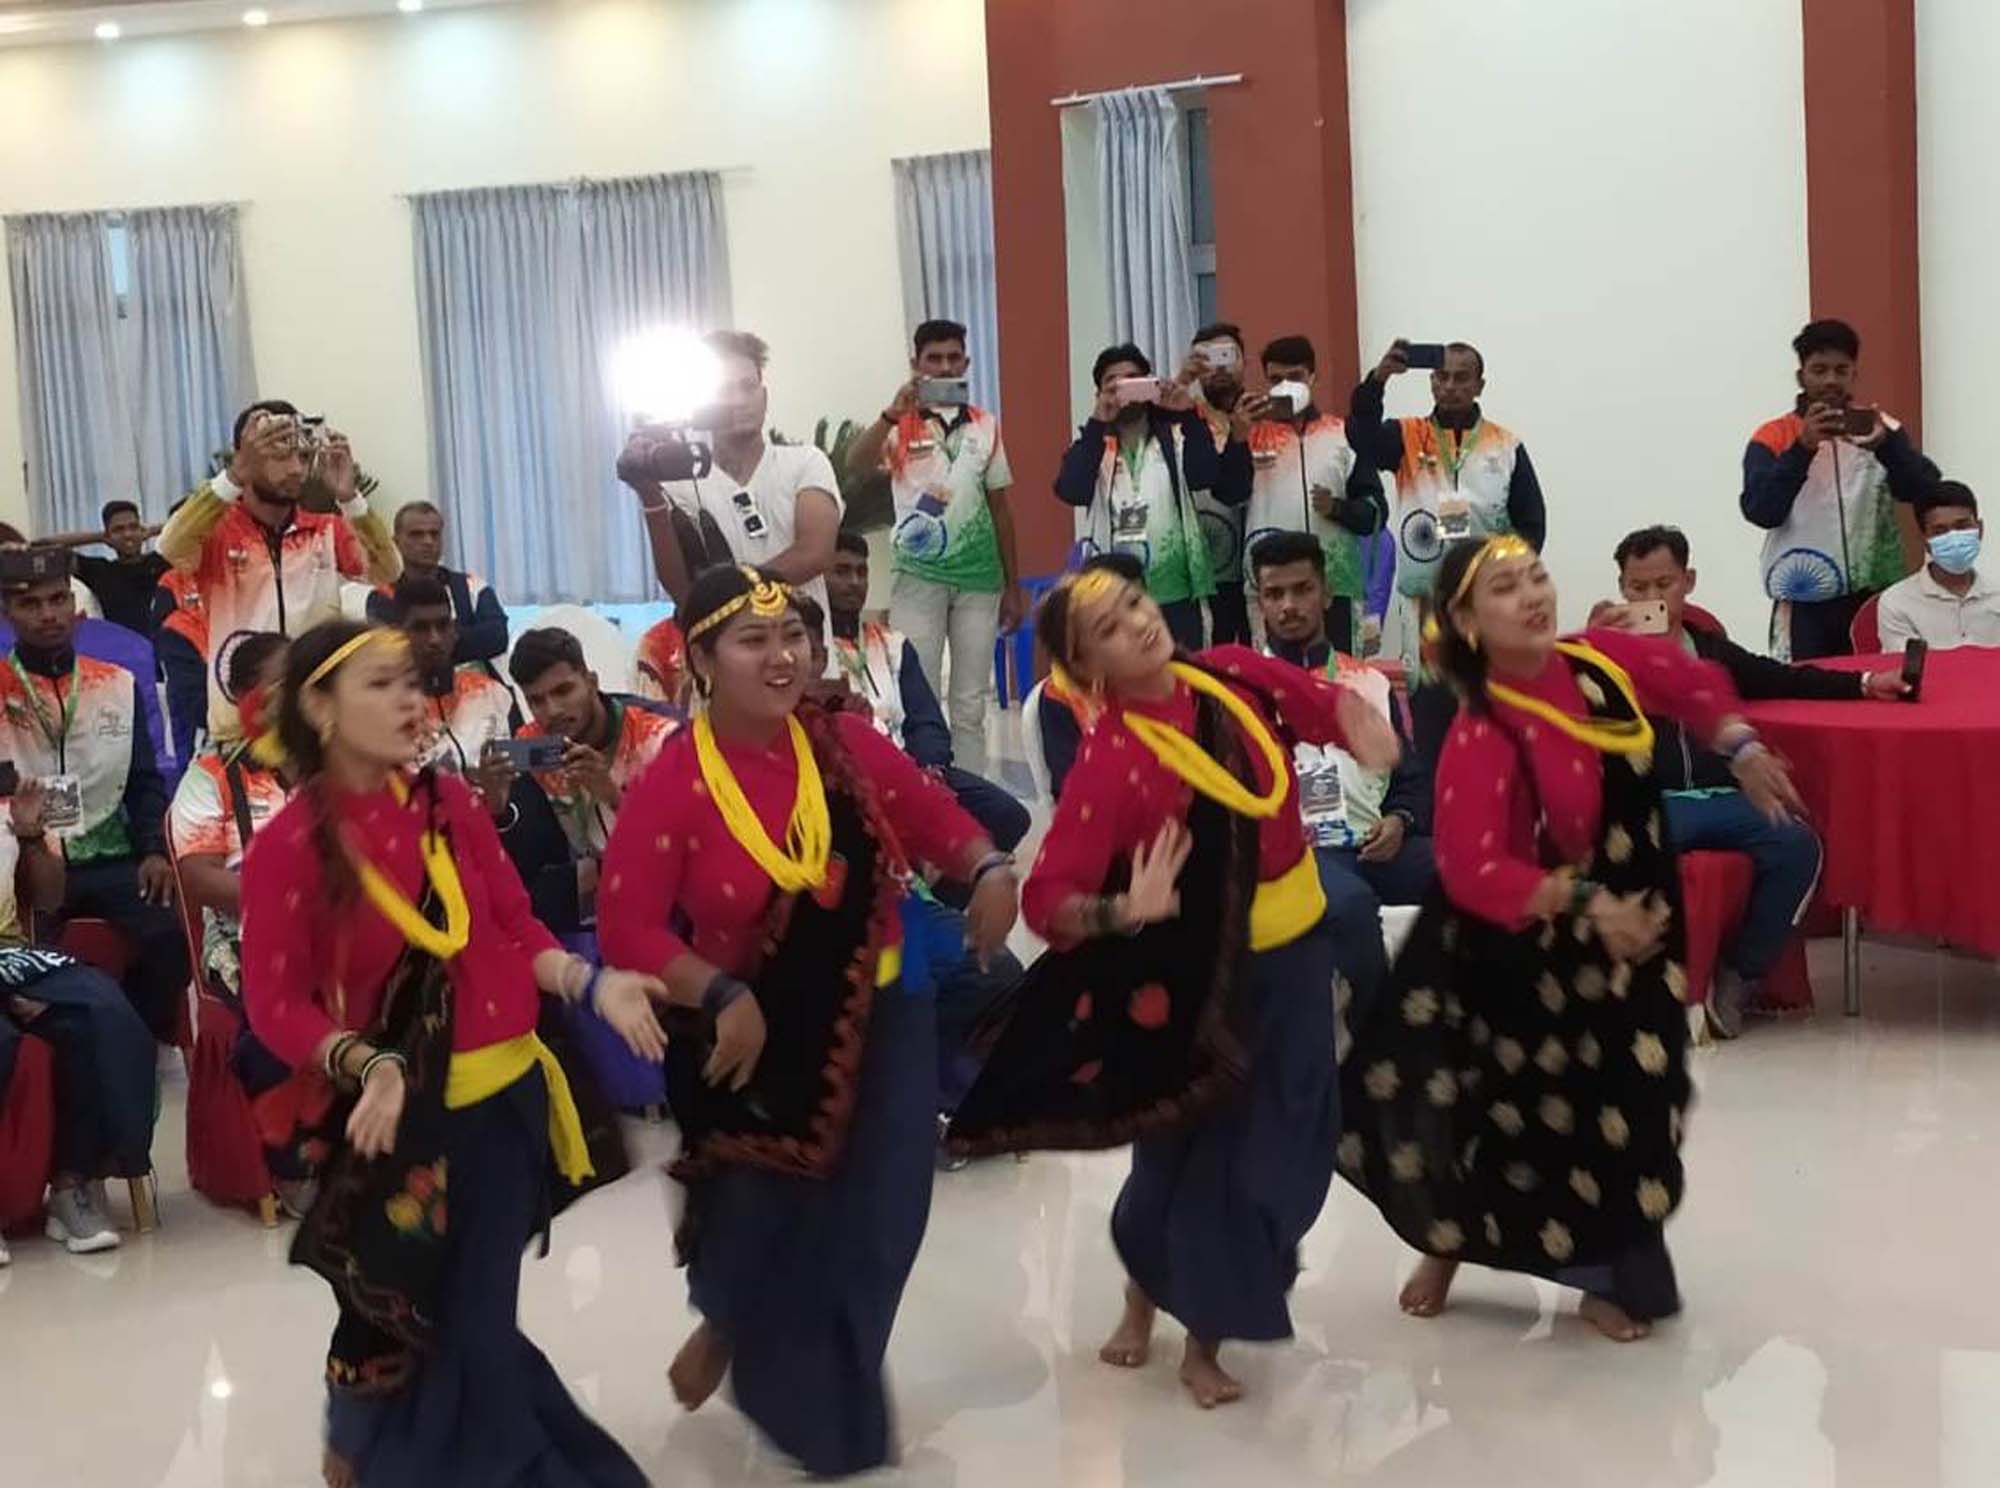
[640,497,671,516]
[358,1048,405,1086]
[582,965,604,1014]
[701,970,751,1018]
[324,1032,359,1082]
[564,955,592,1003]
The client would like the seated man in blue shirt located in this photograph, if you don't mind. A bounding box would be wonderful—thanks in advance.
[1252,531,1433,1032]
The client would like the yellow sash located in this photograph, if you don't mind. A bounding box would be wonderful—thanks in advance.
[1249,850,1327,952]
[446,1033,593,1184]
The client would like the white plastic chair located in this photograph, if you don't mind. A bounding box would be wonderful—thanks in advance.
[1020,678,1053,802]
[505,604,636,712]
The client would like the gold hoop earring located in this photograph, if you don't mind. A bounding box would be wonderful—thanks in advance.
[317,718,336,747]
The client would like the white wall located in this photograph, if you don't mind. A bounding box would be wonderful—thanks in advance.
[1916,0,1995,503]
[1346,0,1810,643]
[0,0,990,553]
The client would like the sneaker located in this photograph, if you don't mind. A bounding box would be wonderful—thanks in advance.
[45,1184,121,1255]
[1705,970,1756,1042]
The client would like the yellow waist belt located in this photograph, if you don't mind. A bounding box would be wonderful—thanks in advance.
[446,1033,593,1185]
[1249,851,1328,952]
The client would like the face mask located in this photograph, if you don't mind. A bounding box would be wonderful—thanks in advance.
[1928,528,1981,576]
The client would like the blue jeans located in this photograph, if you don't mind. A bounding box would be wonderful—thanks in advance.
[1316,834,1437,1035]
[1664,791,1822,982]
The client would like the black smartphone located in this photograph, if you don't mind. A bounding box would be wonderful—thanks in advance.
[1404,342,1448,370]
[0,761,17,797]
[1842,406,1878,437]
[485,736,568,771]
[1900,638,1928,702]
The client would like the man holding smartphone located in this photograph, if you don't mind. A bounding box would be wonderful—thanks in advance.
[844,319,1021,776]
[1609,525,1905,1037]
[1187,322,1257,645]
[1741,318,1941,660]
[623,331,842,642]
[1347,337,1546,665]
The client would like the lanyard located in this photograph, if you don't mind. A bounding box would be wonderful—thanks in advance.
[1431,418,1483,488]
[9,654,80,771]
[834,637,882,699]
[1118,436,1149,492]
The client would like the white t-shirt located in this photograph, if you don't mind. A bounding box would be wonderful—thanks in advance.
[661,442,844,628]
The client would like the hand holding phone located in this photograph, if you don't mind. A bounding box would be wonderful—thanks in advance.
[1404,343,1448,370]
[1112,377,1163,408]
[914,376,970,408]
[1627,599,1671,636]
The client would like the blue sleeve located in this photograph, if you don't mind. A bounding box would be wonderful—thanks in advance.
[1508,444,1547,551]
[121,679,170,858]
[897,641,953,768]
[1053,423,1110,508]
[1741,438,1814,529]
[1040,694,1081,800]
[1875,426,1942,506]
[1363,528,1395,621]
[1174,410,1220,493]
[454,582,510,665]
[1345,375,1406,473]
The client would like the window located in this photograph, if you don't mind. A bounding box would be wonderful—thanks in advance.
[105,215,132,320]
[1185,105,1217,326]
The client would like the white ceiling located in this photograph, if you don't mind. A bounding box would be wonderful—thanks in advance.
[0,0,516,48]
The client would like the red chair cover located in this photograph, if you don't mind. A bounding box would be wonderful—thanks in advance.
[185,994,274,1207]
[1678,850,1815,1014]
[0,1034,55,1231]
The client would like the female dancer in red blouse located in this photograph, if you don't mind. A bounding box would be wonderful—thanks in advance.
[241,620,667,1488]
[948,561,1399,1408]
[1339,536,1800,1341]
[597,564,1017,1478]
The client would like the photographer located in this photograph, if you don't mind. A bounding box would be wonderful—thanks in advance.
[1188,322,1257,645]
[1242,335,1385,653]
[618,331,842,630]
[159,399,401,733]
[1054,342,1231,650]
[0,550,187,1042]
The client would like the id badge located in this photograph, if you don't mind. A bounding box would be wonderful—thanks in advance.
[1298,761,1349,848]
[1112,495,1149,543]
[1438,496,1473,541]
[43,773,83,832]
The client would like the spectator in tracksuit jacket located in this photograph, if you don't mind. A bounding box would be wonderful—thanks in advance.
[1739,318,1939,661]
[1612,525,1910,1038]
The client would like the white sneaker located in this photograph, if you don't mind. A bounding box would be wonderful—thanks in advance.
[45,1184,121,1254]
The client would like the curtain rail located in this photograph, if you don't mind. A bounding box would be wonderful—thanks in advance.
[1049,73,1242,108]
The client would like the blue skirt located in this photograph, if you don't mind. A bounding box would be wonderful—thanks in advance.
[326,1067,646,1488]
[1113,925,1338,1343]
[687,989,937,1477]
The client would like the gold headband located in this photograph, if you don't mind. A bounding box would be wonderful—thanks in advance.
[305,628,408,689]
[685,567,794,644]
[1447,534,1534,609]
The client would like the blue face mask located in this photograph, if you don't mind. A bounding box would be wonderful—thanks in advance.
[1927,528,1982,576]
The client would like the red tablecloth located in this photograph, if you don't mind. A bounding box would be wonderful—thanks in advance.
[1744,647,2000,957]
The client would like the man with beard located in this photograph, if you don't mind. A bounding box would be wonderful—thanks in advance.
[160,400,400,735]
[1188,322,1257,644]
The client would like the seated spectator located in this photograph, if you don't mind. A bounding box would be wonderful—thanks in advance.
[0,774,157,1260]
[1740,318,1940,660]
[0,551,188,1040]
[1055,342,1234,650]
[818,533,1028,852]
[365,500,510,672]
[165,633,312,1210]
[159,400,400,735]
[45,501,170,637]
[1610,525,1903,1035]
[633,615,689,710]
[392,574,514,774]
[1877,482,1998,653]
[1252,530,1434,1031]
[501,625,677,893]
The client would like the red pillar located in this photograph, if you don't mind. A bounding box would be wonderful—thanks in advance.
[985,0,1356,575]
[1801,0,1921,438]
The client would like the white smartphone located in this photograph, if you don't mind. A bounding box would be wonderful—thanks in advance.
[1112,376,1163,407]
[1194,340,1241,373]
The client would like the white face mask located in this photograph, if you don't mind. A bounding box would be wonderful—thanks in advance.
[1268,380,1314,417]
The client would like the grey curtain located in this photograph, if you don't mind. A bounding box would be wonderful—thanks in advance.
[1093,88,1197,372]
[122,206,258,510]
[413,172,731,605]
[892,149,1000,410]
[6,212,133,532]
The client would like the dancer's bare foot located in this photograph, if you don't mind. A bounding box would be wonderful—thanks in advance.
[1178,1337,1244,1409]
[321,1448,357,1488]
[1098,1282,1156,1368]
[1578,1294,1652,1342]
[668,1321,732,1410]
[1398,1255,1459,1317]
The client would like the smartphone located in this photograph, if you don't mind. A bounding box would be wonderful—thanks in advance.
[1112,376,1162,407]
[915,376,970,407]
[1842,406,1879,437]
[1628,600,1671,636]
[1404,342,1448,370]
[0,761,16,797]
[1193,339,1241,373]
[1900,638,1928,702]
[485,736,569,771]
[1265,378,1314,419]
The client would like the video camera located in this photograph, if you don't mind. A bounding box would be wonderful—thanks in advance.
[616,426,714,485]
[613,329,726,486]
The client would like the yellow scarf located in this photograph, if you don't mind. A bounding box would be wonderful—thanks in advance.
[353,776,472,959]
[1486,642,1657,756]
[1120,663,1290,820]
[693,713,832,891]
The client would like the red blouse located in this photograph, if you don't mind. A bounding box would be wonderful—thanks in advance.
[241,771,561,1069]
[1434,628,1739,931]
[1023,645,1358,947]
[597,710,983,980]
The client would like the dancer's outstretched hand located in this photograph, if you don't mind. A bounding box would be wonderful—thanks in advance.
[705,994,767,1092]
[1125,822,1192,927]
[596,969,670,1063]
[1337,686,1401,773]
[964,867,1020,970]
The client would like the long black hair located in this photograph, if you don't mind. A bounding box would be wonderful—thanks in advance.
[1430,540,1492,710]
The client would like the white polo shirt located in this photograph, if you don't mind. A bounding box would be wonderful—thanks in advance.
[1876,565,2000,652]
[661,442,844,627]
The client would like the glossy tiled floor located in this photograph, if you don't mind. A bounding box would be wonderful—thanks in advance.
[5,934,1997,1486]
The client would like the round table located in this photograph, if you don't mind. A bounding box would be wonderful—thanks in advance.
[1743,647,2000,1009]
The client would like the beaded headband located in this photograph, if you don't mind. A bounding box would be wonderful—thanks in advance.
[304,627,409,689]
[685,566,794,643]
[1447,533,1534,609]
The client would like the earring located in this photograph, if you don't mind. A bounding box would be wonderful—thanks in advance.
[318,718,336,747]
[1462,629,1482,654]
